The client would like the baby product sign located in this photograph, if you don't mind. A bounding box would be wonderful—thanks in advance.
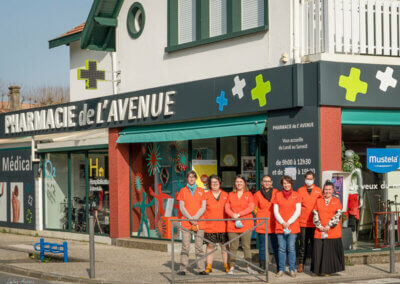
[0,149,35,229]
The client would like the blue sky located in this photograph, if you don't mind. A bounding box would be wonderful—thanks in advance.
[0,1,92,90]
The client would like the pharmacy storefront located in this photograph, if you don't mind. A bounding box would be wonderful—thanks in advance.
[2,61,400,250]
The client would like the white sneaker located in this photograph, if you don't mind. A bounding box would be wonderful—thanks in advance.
[228,266,235,275]
[247,266,256,274]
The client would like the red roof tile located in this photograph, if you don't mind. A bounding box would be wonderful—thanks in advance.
[56,23,85,39]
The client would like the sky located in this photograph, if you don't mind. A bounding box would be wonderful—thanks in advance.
[0,1,93,91]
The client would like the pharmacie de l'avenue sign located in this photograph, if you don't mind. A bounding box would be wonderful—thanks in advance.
[0,65,295,138]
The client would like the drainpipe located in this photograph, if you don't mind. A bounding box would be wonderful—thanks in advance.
[110,52,119,94]
[292,0,301,63]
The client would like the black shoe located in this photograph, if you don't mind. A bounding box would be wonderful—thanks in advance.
[177,271,186,276]
[259,260,266,270]
[198,271,208,275]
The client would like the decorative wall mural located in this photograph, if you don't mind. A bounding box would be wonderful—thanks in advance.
[216,91,228,111]
[160,167,170,186]
[156,217,168,238]
[232,75,246,99]
[338,67,368,102]
[132,191,155,237]
[176,150,189,171]
[132,172,144,193]
[167,142,178,162]
[26,209,33,224]
[251,74,271,107]
[146,144,162,176]
[148,184,172,223]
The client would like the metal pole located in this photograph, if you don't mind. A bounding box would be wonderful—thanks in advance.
[390,212,395,274]
[89,215,95,278]
[265,218,269,283]
[171,221,175,284]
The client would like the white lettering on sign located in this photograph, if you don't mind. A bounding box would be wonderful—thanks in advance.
[2,155,31,172]
[4,91,176,134]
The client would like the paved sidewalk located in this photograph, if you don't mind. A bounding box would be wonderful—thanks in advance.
[0,232,400,283]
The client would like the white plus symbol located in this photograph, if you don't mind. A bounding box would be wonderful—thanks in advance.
[232,75,246,99]
[376,67,397,92]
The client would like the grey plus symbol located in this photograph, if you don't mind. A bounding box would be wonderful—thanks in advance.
[78,60,106,90]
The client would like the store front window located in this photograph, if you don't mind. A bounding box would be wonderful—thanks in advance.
[44,153,68,230]
[43,149,109,235]
[342,125,400,248]
[130,134,267,239]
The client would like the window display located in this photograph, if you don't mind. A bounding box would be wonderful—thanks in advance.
[342,125,400,248]
[43,150,109,235]
[44,153,68,230]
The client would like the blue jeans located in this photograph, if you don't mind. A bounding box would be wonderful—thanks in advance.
[258,233,279,265]
[277,233,297,272]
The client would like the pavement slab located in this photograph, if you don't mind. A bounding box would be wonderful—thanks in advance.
[0,232,400,283]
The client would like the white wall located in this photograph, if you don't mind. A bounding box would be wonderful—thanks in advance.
[69,41,114,102]
[115,0,292,93]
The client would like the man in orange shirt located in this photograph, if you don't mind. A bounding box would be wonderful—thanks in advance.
[176,170,207,275]
[297,171,322,273]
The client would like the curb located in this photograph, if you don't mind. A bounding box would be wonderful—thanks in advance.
[1,262,400,284]
[0,264,125,284]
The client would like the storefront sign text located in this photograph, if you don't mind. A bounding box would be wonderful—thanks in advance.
[367,148,400,173]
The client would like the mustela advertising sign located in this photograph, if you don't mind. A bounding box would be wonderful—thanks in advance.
[367,148,400,173]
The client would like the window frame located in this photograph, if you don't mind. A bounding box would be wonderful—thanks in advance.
[166,0,268,52]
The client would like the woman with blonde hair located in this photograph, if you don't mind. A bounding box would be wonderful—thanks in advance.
[225,175,255,275]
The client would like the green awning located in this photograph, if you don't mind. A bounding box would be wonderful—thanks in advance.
[117,114,267,143]
[342,109,400,125]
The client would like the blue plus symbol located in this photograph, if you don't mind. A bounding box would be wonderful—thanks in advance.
[216,91,228,111]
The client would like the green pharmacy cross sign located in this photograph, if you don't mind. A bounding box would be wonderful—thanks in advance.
[78,60,106,90]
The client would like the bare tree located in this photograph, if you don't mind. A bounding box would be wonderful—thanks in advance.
[22,85,70,107]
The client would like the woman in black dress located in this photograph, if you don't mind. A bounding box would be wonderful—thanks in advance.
[311,181,345,275]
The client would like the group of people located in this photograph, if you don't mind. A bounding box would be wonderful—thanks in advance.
[176,170,345,277]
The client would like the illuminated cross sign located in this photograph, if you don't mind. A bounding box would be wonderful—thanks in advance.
[78,60,105,90]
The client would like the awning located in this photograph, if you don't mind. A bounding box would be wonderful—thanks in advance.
[37,129,108,152]
[342,109,400,125]
[117,114,267,143]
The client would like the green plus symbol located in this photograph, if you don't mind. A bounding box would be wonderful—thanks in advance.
[251,74,271,107]
[338,67,368,102]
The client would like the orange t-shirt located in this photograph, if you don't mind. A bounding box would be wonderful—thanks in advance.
[272,191,302,234]
[297,185,323,227]
[254,189,277,234]
[226,191,255,233]
[204,190,228,233]
[314,197,342,239]
[176,186,206,230]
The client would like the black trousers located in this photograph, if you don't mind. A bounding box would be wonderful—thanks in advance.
[299,227,315,264]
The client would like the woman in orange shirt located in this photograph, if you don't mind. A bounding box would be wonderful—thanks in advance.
[254,175,279,271]
[311,181,345,275]
[272,175,302,278]
[225,175,255,275]
[203,175,229,274]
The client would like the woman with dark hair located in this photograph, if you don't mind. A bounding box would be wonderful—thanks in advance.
[254,175,279,271]
[225,175,255,275]
[311,181,345,276]
[176,170,207,275]
[272,175,302,278]
[203,175,229,274]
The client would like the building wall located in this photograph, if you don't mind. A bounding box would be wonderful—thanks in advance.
[69,41,114,102]
[115,0,292,93]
